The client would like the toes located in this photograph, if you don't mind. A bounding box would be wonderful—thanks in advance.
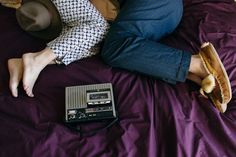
[10,85,18,97]
[23,84,28,91]
[27,90,34,97]
[26,89,34,97]
[23,85,34,97]
[9,80,20,97]
[12,90,18,97]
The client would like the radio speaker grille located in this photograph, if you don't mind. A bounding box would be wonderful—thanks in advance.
[65,83,113,109]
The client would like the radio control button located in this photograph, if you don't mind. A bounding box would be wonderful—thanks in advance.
[68,110,77,115]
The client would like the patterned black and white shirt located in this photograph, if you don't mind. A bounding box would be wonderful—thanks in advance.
[47,0,109,65]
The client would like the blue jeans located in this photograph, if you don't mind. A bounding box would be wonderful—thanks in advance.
[101,0,191,84]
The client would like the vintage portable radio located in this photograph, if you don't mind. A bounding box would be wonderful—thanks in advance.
[65,83,117,123]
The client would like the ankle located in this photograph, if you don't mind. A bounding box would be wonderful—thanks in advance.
[189,55,201,73]
[189,54,208,79]
[23,48,56,66]
[37,47,56,63]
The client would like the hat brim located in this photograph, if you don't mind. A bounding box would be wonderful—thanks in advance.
[21,0,62,41]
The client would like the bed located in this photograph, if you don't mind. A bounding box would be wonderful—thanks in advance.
[0,0,236,156]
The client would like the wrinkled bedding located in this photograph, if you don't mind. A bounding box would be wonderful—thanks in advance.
[0,0,236,156]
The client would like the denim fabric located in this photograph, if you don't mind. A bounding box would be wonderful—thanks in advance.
[101,0,191,84]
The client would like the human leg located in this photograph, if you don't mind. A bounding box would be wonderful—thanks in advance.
[116,0,183,40]
[102,0,190,83]
[103,0,232,112]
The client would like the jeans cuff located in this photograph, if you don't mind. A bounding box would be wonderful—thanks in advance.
[176,51,191,82]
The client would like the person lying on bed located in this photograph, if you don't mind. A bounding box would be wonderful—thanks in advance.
[101,0,232,112]
[7,0,108,97]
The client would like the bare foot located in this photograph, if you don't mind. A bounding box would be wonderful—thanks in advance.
[8,58,23,97]
[22,48,56,97]
[189,55,209,79]
[22,53,44,97]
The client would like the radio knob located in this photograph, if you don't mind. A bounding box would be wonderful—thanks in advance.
[78,112,86,119]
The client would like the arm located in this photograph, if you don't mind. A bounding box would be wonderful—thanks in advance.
[47,0,109,65]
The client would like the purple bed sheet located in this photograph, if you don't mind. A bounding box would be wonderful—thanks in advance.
[1,0,236,157]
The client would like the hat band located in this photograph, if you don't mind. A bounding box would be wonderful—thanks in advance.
[16,1,52,32]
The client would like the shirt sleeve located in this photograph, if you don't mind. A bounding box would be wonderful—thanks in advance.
[47,0,109,65]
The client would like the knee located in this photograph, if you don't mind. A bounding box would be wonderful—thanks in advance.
[101,46,114,65]
[101,36,131,67]
[101,38,121,66]
[168,0,183,26]
[101,26,131,67]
